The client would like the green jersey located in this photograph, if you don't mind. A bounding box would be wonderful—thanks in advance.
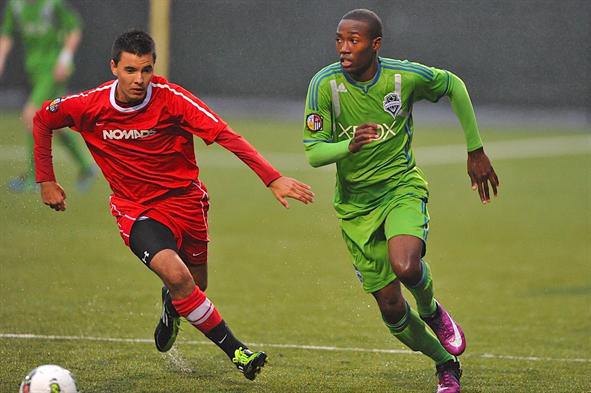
[1,0,80,75]
[303,57,482,219]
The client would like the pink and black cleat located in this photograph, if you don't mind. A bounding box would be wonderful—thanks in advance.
[436,359,462,393]
[422,301,466,356]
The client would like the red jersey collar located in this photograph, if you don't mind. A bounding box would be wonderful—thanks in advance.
[109,81,153,113]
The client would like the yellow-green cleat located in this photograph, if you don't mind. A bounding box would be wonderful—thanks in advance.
[154,287,181,352]
[232,347,267,380]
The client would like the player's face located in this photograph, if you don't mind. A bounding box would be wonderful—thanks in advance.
[336,19,381,81]
[110,52,155,103]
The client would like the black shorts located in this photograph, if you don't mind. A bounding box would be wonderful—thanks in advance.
[129,217,178,267]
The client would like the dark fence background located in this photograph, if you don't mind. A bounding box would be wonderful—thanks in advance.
[1,0,589,109]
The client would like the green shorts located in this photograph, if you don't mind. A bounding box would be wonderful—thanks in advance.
[29,71,67,108]
[340,193,429,293]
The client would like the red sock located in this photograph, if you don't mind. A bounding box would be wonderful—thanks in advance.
[172,286,222,334]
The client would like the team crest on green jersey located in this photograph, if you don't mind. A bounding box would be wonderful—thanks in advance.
[306,113,323,132]
[383,92,402,118]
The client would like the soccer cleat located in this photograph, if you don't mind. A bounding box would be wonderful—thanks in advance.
[435,359,462,393]
[7,175,38,193]
[76,165,98,192]
[232,347,267,381]
[421,301,466,356]
[154,286,181,352]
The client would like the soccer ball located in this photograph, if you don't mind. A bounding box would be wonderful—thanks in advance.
[19,365,79,393]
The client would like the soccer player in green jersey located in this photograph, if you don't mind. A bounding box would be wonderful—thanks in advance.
[0,0,95,192]
[303,9,499,393]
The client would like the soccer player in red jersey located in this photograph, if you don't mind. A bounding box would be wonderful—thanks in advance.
[33,30,314,381]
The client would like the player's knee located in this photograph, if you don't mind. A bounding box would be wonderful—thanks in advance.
[391,256,421,284]
[161,264,194,294]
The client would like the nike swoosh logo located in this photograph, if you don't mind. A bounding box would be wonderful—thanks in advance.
[217,334,227,344]
[192,251,205,257]
[449,318,463,348]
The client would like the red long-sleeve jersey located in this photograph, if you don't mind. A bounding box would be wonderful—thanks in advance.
[33,75,281,204]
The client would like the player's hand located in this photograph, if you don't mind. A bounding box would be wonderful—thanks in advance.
[53,62,71,83]
[467,147,499,204]
[269,176,315,209]
[349,123,379,153]
[40,181,67,211]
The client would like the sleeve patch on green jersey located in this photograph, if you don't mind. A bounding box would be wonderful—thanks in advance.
[306,113,323,132]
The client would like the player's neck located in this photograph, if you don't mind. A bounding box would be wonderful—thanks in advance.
[115,87,145,107]
[349,58,379,82]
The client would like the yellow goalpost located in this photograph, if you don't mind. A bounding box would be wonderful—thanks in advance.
[149,0,171,78]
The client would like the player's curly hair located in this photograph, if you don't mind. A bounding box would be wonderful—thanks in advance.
[341,9,383,39]
[111,29,156,64]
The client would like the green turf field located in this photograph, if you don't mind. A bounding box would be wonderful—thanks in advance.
[0,111,589,392]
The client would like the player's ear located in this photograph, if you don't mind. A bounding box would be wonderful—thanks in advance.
[110,59,118,77]
[372,36,382,52]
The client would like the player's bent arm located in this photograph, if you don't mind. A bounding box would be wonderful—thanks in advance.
[33,102,76,184]
[33,111,58,183]
[304,122,379,167]
[445,73,500,202]
[33,110,69,211]
[446,72,483,152]
[304,140,351,168]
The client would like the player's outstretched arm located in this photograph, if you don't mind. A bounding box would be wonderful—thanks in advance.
[467,147,499,204]
[40,181,67,211]
[268,176,315,209]
[214,126,314,207]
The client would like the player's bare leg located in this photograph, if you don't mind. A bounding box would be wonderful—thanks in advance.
[388,235,466,356]
[149,249,189,352]
[149,248,266,380]
[152,262,207,352]
[187,264,208,291]
[150,250,195,298]
[373,280,460,392]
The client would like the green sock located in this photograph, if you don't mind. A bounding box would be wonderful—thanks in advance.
[385,302,453,365]
[57,131,92,170]
[407,259,437,317]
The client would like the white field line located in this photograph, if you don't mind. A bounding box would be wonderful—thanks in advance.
[0,135,588,170]
[205,134,591,170]
[1,333,589,364]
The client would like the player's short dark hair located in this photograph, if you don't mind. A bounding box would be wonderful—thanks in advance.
[341,9,383,39]
[111,29,156,64]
